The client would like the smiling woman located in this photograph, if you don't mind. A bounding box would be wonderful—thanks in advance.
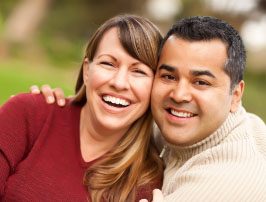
[0,14,163,202]
[79,28,154,135]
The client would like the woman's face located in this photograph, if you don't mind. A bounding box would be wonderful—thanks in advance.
[83,27,154,134]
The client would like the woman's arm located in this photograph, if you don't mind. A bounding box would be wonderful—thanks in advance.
[0,95,35,196]
[0,96,27,196]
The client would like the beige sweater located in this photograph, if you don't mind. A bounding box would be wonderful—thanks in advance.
[155,106,266,202]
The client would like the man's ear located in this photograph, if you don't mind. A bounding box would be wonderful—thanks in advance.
[83,58,90,84]
[230,80,245,112]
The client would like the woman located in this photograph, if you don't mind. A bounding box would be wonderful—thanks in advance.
[0,15,163,202]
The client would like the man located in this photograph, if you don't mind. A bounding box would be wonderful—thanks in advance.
[147,16,266,201]
[31,16,266,201]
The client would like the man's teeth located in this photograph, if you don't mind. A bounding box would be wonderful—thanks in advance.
[170,109,194,118]
[103,95,130,106]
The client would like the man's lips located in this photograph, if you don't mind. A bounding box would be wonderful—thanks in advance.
[166,108,197,118]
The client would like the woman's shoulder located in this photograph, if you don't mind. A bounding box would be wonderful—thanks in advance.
[2,93,46,109]
[0,93,56,134]
[0,93,53,163]
[3,93,67,113]
[1,92,78,133]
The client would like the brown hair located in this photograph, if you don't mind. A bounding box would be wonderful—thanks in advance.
[72,14,163,202]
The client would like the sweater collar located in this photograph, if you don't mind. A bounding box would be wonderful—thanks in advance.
[163,106,247,161]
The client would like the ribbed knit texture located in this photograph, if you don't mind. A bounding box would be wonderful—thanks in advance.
[156,106,266,202]
[0,93,159,201]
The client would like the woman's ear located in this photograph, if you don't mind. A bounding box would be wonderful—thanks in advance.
[83,58,90,84]
[230,80,245,112]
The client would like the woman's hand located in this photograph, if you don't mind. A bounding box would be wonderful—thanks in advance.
[139,189,164,202]
[30,85,66,106]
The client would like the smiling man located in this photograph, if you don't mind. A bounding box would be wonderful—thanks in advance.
[149,16,266,201]
[152,38,236,146]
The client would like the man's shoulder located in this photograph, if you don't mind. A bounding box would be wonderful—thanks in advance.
[164,136,266,179]
[246,111,266,135]
[244,111,266,158]
[163,150,266,201]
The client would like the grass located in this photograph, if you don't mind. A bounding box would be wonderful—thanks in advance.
[0,59,76,102]
[0,58,265,122]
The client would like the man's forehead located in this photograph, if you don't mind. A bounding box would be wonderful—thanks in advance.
[160,36,227,52]
[158,37,228,69]
[157,36,227,78]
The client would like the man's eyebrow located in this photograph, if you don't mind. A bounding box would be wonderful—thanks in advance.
[191,70,216,78]
[158,64,176,72]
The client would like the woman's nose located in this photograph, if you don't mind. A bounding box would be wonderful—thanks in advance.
[109,67,130,91]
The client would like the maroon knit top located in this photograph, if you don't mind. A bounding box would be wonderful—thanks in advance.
[0,93,160,201]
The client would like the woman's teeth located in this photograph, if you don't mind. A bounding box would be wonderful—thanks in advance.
[102,95,130,107]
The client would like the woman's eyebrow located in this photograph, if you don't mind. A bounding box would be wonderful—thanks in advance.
[96,54,117,61]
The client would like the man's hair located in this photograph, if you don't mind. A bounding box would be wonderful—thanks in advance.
[159,16,246,89]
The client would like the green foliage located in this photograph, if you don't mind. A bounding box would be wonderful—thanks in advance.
[0,0,19,19]
[0,13,3,33]
[38,36,84,67]
[0,59,74,104]
[242,70,266,122]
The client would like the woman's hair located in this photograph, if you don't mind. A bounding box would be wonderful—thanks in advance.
[72,14,164,202]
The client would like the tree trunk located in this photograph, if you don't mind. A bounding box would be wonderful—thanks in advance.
[3,0,52,43]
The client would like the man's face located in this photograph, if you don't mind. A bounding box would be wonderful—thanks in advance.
[151,36,243,146]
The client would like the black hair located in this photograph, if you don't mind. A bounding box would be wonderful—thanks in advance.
[159,16,246,89]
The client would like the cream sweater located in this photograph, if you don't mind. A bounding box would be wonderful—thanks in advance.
[155,106,266,202]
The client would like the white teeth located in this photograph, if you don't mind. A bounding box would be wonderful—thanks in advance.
[103,95,130,106]
[170,109,194,118]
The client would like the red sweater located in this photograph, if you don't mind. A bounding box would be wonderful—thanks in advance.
[0,94,157,201]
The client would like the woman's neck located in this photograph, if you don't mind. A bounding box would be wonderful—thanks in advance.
[79,106,128,162]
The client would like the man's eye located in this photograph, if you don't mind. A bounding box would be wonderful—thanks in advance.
[194,80,210,86]
[161,74,176,80]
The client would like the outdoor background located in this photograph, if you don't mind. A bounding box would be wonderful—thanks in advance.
[0,0,266,121]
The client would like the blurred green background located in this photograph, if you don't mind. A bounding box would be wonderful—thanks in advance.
[0,0,266,121]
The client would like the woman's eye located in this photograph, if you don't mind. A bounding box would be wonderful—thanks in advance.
[133,69,147,75]
[100,61,114,66]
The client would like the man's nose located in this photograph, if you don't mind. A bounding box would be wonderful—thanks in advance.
[169,80,192,103]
